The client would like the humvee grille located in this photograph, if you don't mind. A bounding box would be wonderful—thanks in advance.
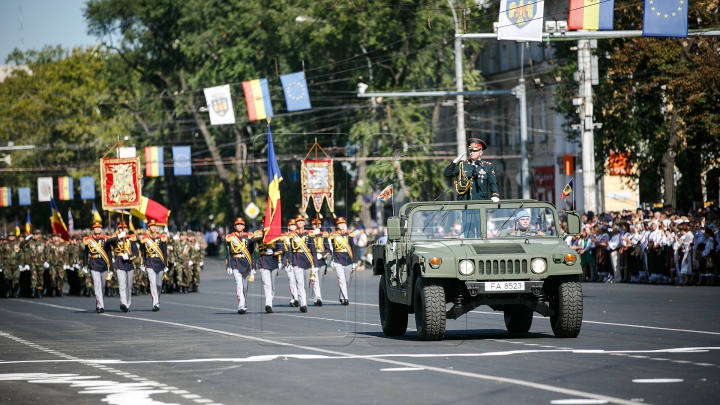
[478,259,528,275]
[471,244,526,255]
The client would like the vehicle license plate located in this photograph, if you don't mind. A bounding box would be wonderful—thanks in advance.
[485,281,525,291]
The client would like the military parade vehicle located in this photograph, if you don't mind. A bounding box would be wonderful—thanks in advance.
[372,199,583,341]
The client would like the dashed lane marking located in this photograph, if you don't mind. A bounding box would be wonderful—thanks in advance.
[381,367,424,371]
[632,379,683,383]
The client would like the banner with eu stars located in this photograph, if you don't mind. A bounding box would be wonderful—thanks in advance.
[280,71,312,112]
[643,0,688,37]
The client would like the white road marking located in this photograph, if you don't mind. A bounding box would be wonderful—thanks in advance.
[632,379,683,383]
[551,400,609,404]
[381,367,424,371]
[14,300,647,405]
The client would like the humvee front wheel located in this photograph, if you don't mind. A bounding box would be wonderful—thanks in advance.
[414,277,446,341]
[550,278,583,338]
[379,275,408,336]
[504,305,534,333]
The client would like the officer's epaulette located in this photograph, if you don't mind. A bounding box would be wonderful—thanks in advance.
[252,230,264,239]
[159,234,167,242]
[128,234,137,242]
[482,161,492,165]
[225,233,235,242]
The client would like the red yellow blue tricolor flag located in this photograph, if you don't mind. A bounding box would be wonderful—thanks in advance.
[263,124,283,243]
[50,198,70,241]
[561,178,574,200]
[58,176,73,200]
[0,187,11,207]
[242,78,274,122]
[568,0,614,30]
[25,211,31,235]
[145,146,164,177]
[377,184,393,202]
[15,218,20,237]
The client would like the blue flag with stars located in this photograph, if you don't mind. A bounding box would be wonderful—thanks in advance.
[280,71,312,112]
[642,0,688,37]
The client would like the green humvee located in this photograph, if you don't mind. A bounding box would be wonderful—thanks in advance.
[372,199,583,341]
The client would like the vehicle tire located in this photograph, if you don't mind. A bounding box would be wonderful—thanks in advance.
[550,278,583,338]
[413,277,446,341]
[379,275,408,336]
[504,305,534,333]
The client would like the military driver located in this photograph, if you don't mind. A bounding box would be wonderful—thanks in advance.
[501,210,546,237]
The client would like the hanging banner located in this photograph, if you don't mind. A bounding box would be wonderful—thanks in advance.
[145,146,164,177]
[18,187,31,206]
[118,147,137,158]
[0,187,11,207]
[280,71,312,112]
[204,84,236,125]
[80,176,96,200]
[37,177,53,202]
[301,159,334,213]
[100,157,142,210]
[497,0,545,42]
[58,176,74,201]
[172,146,192,176]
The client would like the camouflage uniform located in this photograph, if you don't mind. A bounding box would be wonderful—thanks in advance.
[174,233,192,293]
[189,233,204,292]
[46,235,68,297]
[2,235,23,298]
[21,231,46,297]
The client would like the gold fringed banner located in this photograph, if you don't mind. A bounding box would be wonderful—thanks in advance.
[100,157,142,210]
[301,159,334,214]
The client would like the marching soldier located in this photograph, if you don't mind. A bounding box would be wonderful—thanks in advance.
[1,234,23,298]
[140,219,168,312]
[106,222,139,312]
[174,232,191,294]
[133,229,148,295]
[225,218,263,314]
[279,219,299,307]
[444,138,500,202]
[191,232,205,292]
[256,217,283,313]
[83,222,111,313]
[308,218,328,306]
[329,217,356,306]
[20,230,45,298]
[46,233,68,297]
[286,215,316,313]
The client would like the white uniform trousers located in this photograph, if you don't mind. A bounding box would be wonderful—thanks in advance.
[260,268,277,308]
[147,270,163,308]
[117,269,134,309]
[233,269,251,310]
[292,266,307,307]
[284,265,298,304]
[333,263,353,301]
[305,265,325,302]
[91,270,106,310]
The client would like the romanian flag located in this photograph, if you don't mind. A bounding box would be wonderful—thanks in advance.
[263,124,283,243]
[378,184,393,202]
[25,211,31,235]
[130,196,170,225]
[15,218,20,237]
[50,198,70,241]
[242,78,274,122]
[57,176,73,200]
[0,187,10,207]
[145,146,165,177]
[561,178,574,200]
[568,0,614,30]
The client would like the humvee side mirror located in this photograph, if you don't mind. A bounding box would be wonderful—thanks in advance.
[387,217,401,241]
[566,211,582,235]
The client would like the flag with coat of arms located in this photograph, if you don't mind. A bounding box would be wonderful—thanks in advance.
[204,84,236,125]
[497,0,545,42]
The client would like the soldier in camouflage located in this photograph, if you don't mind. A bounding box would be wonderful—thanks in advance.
[21,230,46,298]
[1,234,23,298]
[46,233,68,297]
[189,232,204,293]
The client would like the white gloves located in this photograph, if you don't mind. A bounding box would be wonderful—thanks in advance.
[122,253,129,260]
[266,248,274,255]
[163,267,169,273]
[188,260,194,266]
[316,253,322,260]
[43,262,50,269]
[352,263,357,271]
[18,265,24,272]
[25,235,32,241]
[81,266,88,274]
[491,196,500,203]
[24,265,30,271]
[118,231,126,238]
[249,269,256,282]
[73,264,79,269]
[0,267,3,273]
[452,151,466,164]
[139,265,146,273]
[313,228,321,235]
[173,234,180,241]
[199,261,203,267]
[226,267,233,275]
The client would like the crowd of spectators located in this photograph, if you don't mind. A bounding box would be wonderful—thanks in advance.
[565,206,719,286]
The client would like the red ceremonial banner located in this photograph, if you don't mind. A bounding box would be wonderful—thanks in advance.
[100,157,143,210]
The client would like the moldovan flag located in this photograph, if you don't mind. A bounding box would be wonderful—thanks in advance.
[497,0,545,42]
[561,178,574,199]
[204,84,236,125]
[0,187,10,207]
[50,198,70,241]
[25,211,31,235]
[58,176,73,200]
[377,184,393,202]
[145,146,164,177]
[263,124,283,243]
[130,196,170,225]
[242,78,274,122]
[568,0,614,30]
[15,218,20,237]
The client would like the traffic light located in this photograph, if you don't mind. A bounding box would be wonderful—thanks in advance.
[562,154,575,175]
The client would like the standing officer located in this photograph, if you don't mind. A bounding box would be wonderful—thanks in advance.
[288,215,316,313]
[329,217,356,306]
[444,138,500,202]
[83,222,111,313]
[308,218,328,306]
[106,222,138,312]
[256,217,283,313]
[225,218,263,314]
[280,219,299,307]
[140,219,168,312]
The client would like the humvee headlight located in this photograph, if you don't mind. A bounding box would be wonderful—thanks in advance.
[564,253,576,265]
[531,258,547,274]
[429,257,442,269]
[459,260,474,276]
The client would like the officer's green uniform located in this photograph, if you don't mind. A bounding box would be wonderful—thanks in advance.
[2,236,23,297]
[189,234,204,291]
[46,237,68,296]
[443,137,499,201]
[21,233,46,296]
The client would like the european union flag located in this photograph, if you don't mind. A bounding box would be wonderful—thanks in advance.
[280,71,312,112]
[80,176,96,200]
[18,187,31,206]
[172,146,192,176]
[642,0,688,37]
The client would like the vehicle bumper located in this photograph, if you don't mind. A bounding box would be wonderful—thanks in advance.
[465,280,544,295]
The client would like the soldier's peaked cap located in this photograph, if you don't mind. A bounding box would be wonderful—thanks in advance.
[91,222,102,229]
[294,215,306,222]
[147,219,158,226]
[287,219,296,226]
[311,218,321,225]
[467,138,488,151]
[336,217,347,224]
[234,218,246,226]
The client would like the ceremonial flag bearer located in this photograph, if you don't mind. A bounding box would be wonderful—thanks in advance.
[106,222,139,312]
[256,217,283,313]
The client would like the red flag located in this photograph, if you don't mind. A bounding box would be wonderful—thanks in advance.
[50,198,70,241]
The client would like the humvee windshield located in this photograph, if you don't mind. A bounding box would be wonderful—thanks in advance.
[409,208,481,240]
[487,207,557,238]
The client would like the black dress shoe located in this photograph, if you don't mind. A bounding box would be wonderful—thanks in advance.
[238,308,247,315]
[265,305,273,313]
[152,305,159,312]
[192,285,198,293]
[36,289,43,298]
[299,306,307,313]
[342,299,349,306]
[293,300,300,307]
[96,307,101,313]
[120,304,128,313]
[56,289,63,297]
[30,289,36,298]
[317,299,323,307]
[50,289,56,297]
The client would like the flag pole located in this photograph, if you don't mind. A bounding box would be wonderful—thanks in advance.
[573,178,576,211]
[391,186,395,217]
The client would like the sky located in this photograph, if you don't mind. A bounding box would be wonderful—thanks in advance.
[0,0,100,64]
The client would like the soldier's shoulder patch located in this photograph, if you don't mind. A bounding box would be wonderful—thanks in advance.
[225,233,234,242]
[128,235,137,242]
[482,161,492,166]
[159,234,168,242]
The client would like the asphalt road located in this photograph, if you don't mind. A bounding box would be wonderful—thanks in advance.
[1,257,719,405]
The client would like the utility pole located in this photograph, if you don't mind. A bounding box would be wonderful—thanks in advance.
[447,0,466,156]
[515,77,530,199]
[577,39,597,213]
